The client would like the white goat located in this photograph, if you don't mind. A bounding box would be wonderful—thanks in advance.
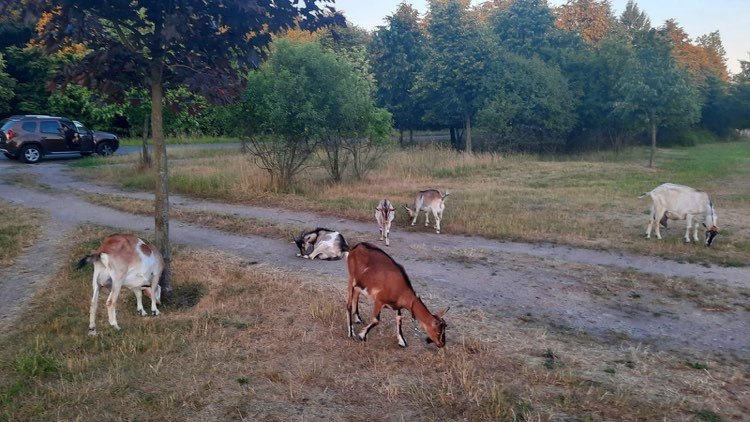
[639,183,719,246]
[375,198,396,246]
[402,189,449,234]
[77,234,163,335]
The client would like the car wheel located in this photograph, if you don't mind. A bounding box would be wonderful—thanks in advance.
[3,152,18,160]
[97,142,114,156]
[20,145,42,164]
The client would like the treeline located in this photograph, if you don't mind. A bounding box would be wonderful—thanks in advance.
[2,0,750,156]
[370,0,750,155]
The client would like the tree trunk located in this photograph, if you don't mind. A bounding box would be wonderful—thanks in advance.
[409,129,414,143]
[150,64,173,299]
[649,119,657,168]
[399,129,404,148]
[141,113,151,168]
[464,113,472,154]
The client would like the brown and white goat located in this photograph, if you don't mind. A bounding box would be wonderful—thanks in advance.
[346,242,448,348]
[402,189,449,234]
[375,198,396,246]
[76,234,163,335]
[639,183,719,246]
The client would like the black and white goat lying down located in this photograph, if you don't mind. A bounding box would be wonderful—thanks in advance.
[292,228,349,260]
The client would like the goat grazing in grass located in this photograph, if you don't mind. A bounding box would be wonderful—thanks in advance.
[77,234,163,335]
[640,183,719,246]
[346,242,448,348]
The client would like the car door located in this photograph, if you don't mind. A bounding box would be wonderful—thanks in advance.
[73,121,95,152]
[39,120,67,153]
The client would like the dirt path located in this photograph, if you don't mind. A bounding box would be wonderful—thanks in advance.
[1,160,748,357]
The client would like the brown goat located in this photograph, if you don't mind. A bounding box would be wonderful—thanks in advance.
[346,242,448,348]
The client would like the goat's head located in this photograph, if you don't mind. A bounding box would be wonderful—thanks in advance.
[292,231,313,256]
[423,307,449,348]
[401,204,415,218]
[703,223,719,247]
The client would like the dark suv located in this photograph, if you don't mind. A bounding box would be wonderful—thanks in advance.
[0,115,117,163]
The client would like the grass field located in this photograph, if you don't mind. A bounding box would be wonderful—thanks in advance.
[73,140,750,267]
[0,227,746,421]
[0,202,46,269]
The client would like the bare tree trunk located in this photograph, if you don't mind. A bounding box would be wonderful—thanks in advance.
[141,113,151,168]
[150,64,172,299]
[399,129,404,148]
[464,114,472,154]
[649,120,657,168]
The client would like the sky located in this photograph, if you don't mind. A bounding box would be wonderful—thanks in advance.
[333,0,749,75]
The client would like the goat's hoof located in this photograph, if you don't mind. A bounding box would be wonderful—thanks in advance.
[88,328,97,336]
[151,310,160,316]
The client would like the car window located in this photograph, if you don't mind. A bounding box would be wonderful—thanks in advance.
[75,122,91,133]
[1,120,13,131]
[40,121,60,134]
[22,122,36,132]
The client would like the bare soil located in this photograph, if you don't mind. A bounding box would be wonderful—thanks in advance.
[0,159,748,361]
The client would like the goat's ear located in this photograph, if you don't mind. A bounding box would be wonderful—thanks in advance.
[436,307,450,318]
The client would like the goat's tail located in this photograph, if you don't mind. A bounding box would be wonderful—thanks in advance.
[442,190,450,200]
[76,253,100,270]
[638,191,651,199]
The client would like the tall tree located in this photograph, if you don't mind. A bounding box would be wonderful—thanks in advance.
[241,39,390,188]
[369,3,427,144]
[17,0,342,298]
[662,20,728,83]
[1,46,54,114]
[618,29,701,167]
[554,0,615,45]
[727,57,750,130]
[417,0,487,153]
[575,34,639,151]
[0,52,15,114]
[489,0,558,59]
[619,0,651,40]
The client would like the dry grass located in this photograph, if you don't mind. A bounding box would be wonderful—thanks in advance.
[0,202,46,268]
[80,193,372,246]
[73,142,750,267]
[0,227,747,421]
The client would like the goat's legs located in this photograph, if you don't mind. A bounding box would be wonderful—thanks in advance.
[685,214,700,243]
[105,282,123,330]
[646,206,663,240]
[396,309,407,347]
[432,209,441,234]
[88,278,101,335]
[347,282,362,338]
[358,301,383,341]
[133,288,148,316]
